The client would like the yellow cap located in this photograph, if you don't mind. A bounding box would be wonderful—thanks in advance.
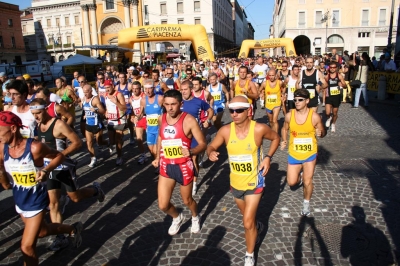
[23,74,31,80]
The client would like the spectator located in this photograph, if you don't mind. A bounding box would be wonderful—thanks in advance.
[343,50,350,62]
[384,55,396,71]
[352,53,370,108]
[371,56,378,70]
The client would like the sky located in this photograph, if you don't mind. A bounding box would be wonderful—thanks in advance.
[15,0,273,40]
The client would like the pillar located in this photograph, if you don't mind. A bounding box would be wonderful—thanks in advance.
[122,0,131,29]
[88,4,98,46]
[81,5,91,46]
[131,0,141,63]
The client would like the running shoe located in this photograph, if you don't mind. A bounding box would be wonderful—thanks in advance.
[192,182,198,195]
[168,213,184,235]
[109,145,116,155]
[191,215,201,234]
[88,157,97,168]
[138,154,148,165]
[244,255,255,266]
[116,157,123,166]
[301,201,311,216]
[325,117,332,128]
[331,124,336,132]
[93,182,105,203]
[71,222,83,248]
[129,138,135,145]
[255,221,264,245]
[47,235,69,252]
[322,102,325,107]
[59,195,70,215]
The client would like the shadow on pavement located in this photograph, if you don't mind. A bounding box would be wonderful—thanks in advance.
[181,225,231,266]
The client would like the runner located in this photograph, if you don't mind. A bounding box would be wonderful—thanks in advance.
[278,61,291,116]
[231,66,258,119]
[207,96,280,266]
[324,61,346,132]
[207,73,230,130]
[0,111,83,265]
[163,68,181,90]
[25,79,36,104]
[259,69,284,133]
[130,81,148,165]
[81,84,108,167]
[318,61,327,106]
[29,99,105,252]
[55,77,77,118]
[281,89,326,216]
[298,57,327,113]
[152,69,168,96]
[181,79,214,195]
[152,89,206,235]
[117,73,135,144]
[71,71,80,91]
[104,79,127,166]
[209,61,226,82]
[284,64,300,111]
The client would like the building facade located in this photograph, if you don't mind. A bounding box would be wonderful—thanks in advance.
[0,2,26,64]
[143,0,235,59]
[271,0,400,58]
[30,0,82,63]
[21,9,38,61]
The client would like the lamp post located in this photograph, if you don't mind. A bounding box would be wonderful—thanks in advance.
[321,11,336,54]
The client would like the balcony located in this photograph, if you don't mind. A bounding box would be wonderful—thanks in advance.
[46,43,74,51]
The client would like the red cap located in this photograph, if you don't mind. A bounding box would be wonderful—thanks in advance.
[0,111,24,128]
[104,80,113,86]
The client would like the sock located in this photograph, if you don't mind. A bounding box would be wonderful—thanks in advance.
[173,214,181,221]
[304,199,310,203]
[246,252,254,257]
[192,215,199,221]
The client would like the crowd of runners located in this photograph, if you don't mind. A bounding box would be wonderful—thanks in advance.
[1,50,373,265]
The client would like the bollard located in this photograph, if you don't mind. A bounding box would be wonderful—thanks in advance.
[378,75,386,100]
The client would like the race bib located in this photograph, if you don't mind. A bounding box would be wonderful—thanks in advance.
[107,112,118,120]
[330,87,340,96]
[167,85,174,90]
[290,87,296,93]
[146,114,159,126]
[307,89,315,99]
[229,154,254,175]
[258,71,264,77]
[20,129,31,139]
[9,164,36,187]
[162,139,183,159]
[267,94,277,104]
[211,91,221,101]
[293,138,313,153]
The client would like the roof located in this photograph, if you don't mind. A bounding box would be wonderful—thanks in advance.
[21,13,33,19]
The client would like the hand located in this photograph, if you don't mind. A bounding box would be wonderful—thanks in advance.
[208,151,219,162]
[131,116,138,124]
[202,120,210,129]
[181,147,191,157]
[259,157,271,176]
[90,108,96,112]
[280,141,287,150]
[36,170,48,183]
[152,158,159,168]
[316,128,322,137]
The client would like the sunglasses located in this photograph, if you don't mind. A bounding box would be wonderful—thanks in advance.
[229,108,248,114]
[293,98,306,102]
[330,66,337,69]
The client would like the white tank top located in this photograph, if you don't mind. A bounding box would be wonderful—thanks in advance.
[105,91,126,125]
[12,105,36,138]
[287,76,298,101]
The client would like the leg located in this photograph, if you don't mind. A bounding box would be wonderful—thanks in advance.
[332,107,339,124]
[192,154,199,183]
[85,130,95,158]
[353,88,361,107]
[301,159,317,200]
[347,82,352,102]
[96,130,108,146]
[67,187,96,203]
[157,175,179,218]
[20,212,44,266]
[322,89,326,105]
[48,189,62,223]
[135,127,145,154]
[108,128,116,146]
[180,182,198,217]
[360,83,368,106]
[148,144,157,159]
[127,116,135,140]
[271,107,280,133]
[115,130,124,158]
[286,163,303,187]
[213,112,224,130]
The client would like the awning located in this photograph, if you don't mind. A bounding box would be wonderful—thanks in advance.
[167,53,181,58]
[143,54,155,59]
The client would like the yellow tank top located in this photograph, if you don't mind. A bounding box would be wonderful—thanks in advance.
[288,109,317,160]
[234,79,253,104]
[264,80,281,109]
[227,121,263,190]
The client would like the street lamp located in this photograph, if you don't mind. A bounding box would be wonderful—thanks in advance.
[321,11,336,54]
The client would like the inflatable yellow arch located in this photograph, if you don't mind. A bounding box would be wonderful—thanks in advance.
[118,24,215,62]
[238,38,296,58]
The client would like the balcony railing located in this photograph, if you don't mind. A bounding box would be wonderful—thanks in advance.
[46,43,74,50]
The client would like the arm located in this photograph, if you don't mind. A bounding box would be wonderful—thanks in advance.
[222,84,230,102]
[280,112,291,150]
[151,117,163,168]
[182,115,206,157]
[247,81,258,100]
[255,123,280,176]
[219,69,226,80]
[206,125,229,161]
[53,120,82,156]
[115,93,127,111]
[258,81,266,94]
[161,82,168,93]
[0,146,11,190]
[205,90,214,108]
[32,141,65,182]
[318,72,328,89]
[312,111,326,138]
[230,81,237,99]
[92,96,106,115]
[55,104,74,127]
[175,78,181,90]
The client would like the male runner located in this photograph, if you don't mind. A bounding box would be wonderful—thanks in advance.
[207,73,230,130]
[0,111,83,265]
[152,90,206,236]
[207,96,280,266]
[181,80,214,195]
[163,68,181,90]
[278,61,291,116]
[29,99,104,251]
[284,64,300,111]
[281,89,326,216]
[152,69,168,95]
[252,57,268,106]
[324,61,346,132]
[104,79,127,165]
[231,66,258,119]
[117,73,135,144]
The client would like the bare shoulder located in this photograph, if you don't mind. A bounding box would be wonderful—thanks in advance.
[311,110,322,123]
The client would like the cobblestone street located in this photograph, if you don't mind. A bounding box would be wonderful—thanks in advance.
[0,98,399,266]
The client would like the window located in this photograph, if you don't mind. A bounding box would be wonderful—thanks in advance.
[332,10,339,27]
[67,36,71,44]
[194,1,200,12]
[47,19,51,27]
[106,0,114,10]
[315,11,322,27]
[160,3,167,15]
[11,37,16,48]
[23,25,26,33]
[40,38,44,48]
[358,32,370,38]
[195,18,201,25]
[177,2,183,13]
[56,17,60,26]
[75,15,79,24]
[49,37,54,45]
[315,48,321,55]
[314,38,321,45]
[298,11,305,28]
[379,9,386,26]
[0,36,3,48]
[161,20,167,24]
[362,10,369,26]
[178,19,184,24]
[144,5,149,21]
[65,17,69,26]
[328,34,344,43]
[8,19,13,27]
[25,40,29,50]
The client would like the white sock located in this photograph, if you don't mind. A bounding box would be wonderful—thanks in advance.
[192,215,199,221]
[173,214,181,221]
[246,252,254,257]
[304,199,310,203]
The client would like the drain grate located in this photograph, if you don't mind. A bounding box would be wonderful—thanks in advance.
[306,223,345,254]
[332,159,378,177]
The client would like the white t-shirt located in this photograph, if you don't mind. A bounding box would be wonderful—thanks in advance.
[252,64,269,79]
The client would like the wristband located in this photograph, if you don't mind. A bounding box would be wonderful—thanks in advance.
[265,155,273,160]
[41,169,49,175]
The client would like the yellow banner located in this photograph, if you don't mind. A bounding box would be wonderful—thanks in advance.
[367,71,400,94]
